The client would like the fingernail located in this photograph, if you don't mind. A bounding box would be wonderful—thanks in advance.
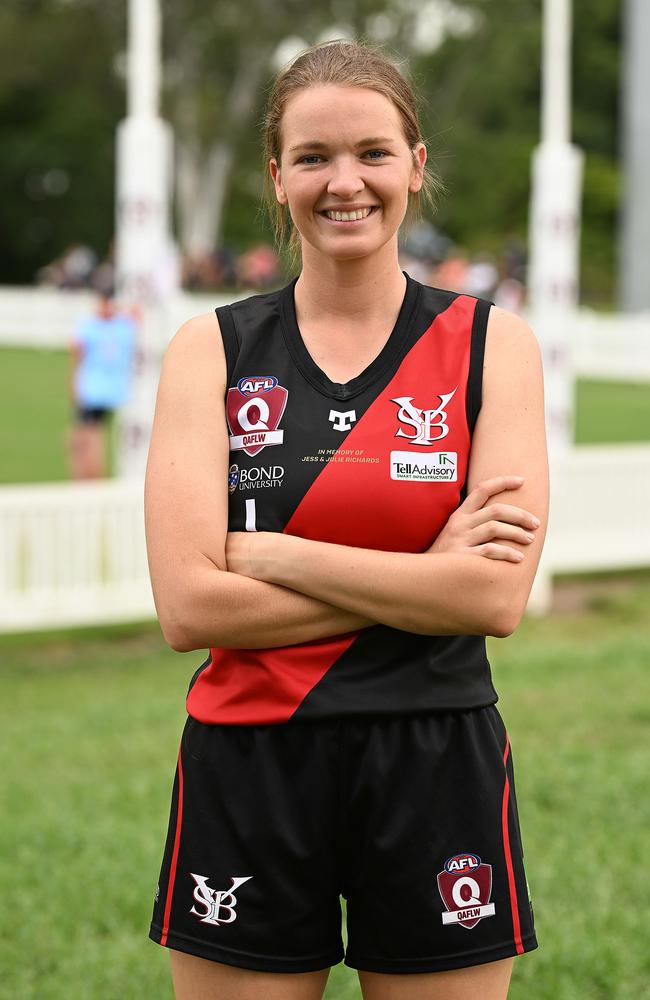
[525,532,534,541]
[532,517,540,527]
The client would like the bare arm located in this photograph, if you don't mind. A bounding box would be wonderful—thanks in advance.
[226,306,549,638]
[144,313,375,653]
[69,341,82,403]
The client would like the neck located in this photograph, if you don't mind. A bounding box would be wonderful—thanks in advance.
[294,241,407,332]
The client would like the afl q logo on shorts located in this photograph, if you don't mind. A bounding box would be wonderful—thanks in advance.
[437,853,496,929]
[227,375,288,458]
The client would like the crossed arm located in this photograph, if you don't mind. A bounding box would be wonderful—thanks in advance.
[144,307,548,653]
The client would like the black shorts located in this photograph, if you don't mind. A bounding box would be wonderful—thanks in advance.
[75,406,112,423]
[149,706,537,975]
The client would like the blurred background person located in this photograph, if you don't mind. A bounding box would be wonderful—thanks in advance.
[66,291,136,479]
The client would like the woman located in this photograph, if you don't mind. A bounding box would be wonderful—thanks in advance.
[146,39,548,1000]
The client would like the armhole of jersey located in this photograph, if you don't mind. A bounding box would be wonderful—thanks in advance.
[215,304,240,385]
[459,297,492,504]
[466,297,492,435]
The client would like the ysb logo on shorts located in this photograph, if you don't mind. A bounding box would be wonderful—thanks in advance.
[391,387,457,444]
[189,874,253,926]
[227,375,288,457]
[437,853,496,929]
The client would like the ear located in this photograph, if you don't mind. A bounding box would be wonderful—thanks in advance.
[409,143,427,194]
[269,158,288,206]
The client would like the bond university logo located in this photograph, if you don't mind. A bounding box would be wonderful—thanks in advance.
[437,853,496,929]
[228,464,240,494]
[227,376,288,458]
[189,874,253,926]
[228,463,285,492]
[391,386,457,445]
[329,409,357,432]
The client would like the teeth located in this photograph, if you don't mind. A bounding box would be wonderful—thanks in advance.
[324,207,374,222]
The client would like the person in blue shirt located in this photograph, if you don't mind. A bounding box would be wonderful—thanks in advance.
[67,292,136,478]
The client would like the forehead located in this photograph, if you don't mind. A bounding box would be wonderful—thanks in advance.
[280,85,406,151]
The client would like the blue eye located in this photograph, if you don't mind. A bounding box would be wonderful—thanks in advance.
[298,149,389,165]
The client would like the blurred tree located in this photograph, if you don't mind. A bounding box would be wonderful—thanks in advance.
[0,0,125,283]
[0,0,622,304]
[411,0,621,305]
[159,0,424,262]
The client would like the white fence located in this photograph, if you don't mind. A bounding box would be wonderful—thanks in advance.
[0,480,154,631]
[1,286,649,380]
[0,287,234,350]
[1,444,649,632]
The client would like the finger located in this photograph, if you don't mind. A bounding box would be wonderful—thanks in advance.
[472,542,525,562]
[462,476,524,513]
[468,503,540,530]
[470,522,536,545]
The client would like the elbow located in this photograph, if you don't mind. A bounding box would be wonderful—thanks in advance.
[487,616,517,639]
[160,617,196,653]
[156,594,202,652]
[487,596,525,638]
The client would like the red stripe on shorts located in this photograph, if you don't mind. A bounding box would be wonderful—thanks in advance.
[160,747,184,947]
[501,736,524,954]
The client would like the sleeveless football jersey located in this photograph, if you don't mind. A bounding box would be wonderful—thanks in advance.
[186,271,499,725]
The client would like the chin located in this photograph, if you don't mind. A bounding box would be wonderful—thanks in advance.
[310,232,396,262]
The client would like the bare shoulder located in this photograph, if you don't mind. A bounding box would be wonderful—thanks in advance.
[483,305,543,399]
[485,305,541,362]
[163,311,225,380]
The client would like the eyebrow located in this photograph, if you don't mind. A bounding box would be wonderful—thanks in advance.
[288,136,397,153]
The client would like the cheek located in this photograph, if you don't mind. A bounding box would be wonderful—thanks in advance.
[284,181,316,220]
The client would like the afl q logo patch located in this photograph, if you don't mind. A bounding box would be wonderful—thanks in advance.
[437,853,496,929]
[227,375,288,458]
[228,464,240,494]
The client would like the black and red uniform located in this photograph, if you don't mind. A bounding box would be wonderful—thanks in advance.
[150,272,537,973]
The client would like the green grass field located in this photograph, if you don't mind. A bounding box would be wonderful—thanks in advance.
[1,347,649,483]
[1,579,650,1000]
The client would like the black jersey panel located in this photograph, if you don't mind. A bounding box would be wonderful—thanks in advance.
[459,296,492,504]
[215,304,240,386]
[290,628,497,720]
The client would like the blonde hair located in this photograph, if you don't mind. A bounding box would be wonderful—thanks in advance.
[261,38,443,272]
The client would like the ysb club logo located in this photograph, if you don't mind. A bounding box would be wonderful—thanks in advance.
[391,387,457,445]
[227,375,288,457]
[189,874,253,926]
[437,853,496,929]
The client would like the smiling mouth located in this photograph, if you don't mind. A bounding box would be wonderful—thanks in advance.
[319,206,380,224]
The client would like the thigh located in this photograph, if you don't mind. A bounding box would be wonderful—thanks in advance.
[342,707,537,974]
[358,956,513,1000]
[171,951,331,1000]
[150,716,346,974]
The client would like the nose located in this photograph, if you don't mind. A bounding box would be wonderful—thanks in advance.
[326,154,365,200]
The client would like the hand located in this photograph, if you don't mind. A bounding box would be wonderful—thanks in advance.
[428,476,540,563]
